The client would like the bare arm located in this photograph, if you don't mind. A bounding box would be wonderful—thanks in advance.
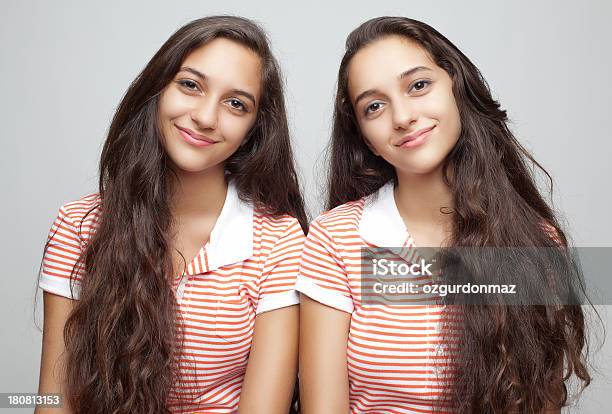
[237,305,299,414]
[35,291,75,413]
[299,294,351,414]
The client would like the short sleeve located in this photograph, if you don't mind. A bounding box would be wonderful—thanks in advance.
[256,217,305,315]
[295,218,354,313]
[38,206,84,300]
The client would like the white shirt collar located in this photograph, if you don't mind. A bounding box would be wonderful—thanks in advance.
[359,180,410,247]
[206,180,254,271]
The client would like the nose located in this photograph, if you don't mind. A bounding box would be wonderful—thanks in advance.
[391,98,417,131]
[191,97,218,130]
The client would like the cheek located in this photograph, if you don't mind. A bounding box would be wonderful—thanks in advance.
[218,113,256,145]
[442,97,461,142]
[159,89,192,121]
[423,91,461,141]
[359,116,391,150]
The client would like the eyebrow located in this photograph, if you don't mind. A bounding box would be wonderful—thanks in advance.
[178,66,257,106]
[353,66,433,107]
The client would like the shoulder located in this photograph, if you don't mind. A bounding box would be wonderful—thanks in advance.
[301,199,366,250]
[57,193,101,220]
[311,198,365,228]
[51,193,101,240]
[254,209,304,241]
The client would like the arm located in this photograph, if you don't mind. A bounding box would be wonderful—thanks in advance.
[299,294,351,414]
[237,305,299,414]
[238,216,304,413]
[35,291,75,413]
[36,203,88,413]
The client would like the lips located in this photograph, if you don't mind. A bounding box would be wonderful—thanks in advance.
[395,125,436,147]
[176,126,217,143]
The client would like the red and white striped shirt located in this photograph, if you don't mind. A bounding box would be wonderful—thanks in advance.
[39,181,305,413]
[296,181,461,414]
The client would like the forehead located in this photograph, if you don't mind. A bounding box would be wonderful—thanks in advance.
[347,35,437,96]
[181,37,262,94]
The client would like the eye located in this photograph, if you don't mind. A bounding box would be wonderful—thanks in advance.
[177,79,200,92]
[364,101,385,116]
[227,98,247,112]
[410,80,431,93]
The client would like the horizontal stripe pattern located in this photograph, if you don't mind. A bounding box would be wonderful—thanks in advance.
[39,193,304,413]
[296,199,462,413]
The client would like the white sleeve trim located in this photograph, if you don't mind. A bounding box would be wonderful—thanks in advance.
[295,276,354,314]
[38,274,80,300]
[256,290,300,315]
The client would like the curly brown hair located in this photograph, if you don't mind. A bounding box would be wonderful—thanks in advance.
[327,16,600,414]
[39,15,306,413]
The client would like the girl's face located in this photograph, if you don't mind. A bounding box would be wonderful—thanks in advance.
[348,35,461,176]
[158,38,261,174]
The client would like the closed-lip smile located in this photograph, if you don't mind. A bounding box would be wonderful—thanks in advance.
[176,125,217,143]
[175,125,219,149]
[395,125,436,147]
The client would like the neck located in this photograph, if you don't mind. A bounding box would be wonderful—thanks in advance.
[170,164,228,217]
[394,166,454,227]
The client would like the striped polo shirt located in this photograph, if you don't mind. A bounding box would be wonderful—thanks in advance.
[296,181,461,414]
[39,180,305,413]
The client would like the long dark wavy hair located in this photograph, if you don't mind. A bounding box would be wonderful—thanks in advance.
[39,15,306,414]
[328,16,600,413]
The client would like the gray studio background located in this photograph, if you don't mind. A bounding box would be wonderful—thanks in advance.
[1,0,611,412]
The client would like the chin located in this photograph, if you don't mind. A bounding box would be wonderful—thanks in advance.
[175,165,210,174]
[397,160,447,176]
[393,152,445,174]
[166,155,210,174]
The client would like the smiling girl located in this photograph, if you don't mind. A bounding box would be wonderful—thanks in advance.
[36,16,306,413]
[297,17,592,413]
